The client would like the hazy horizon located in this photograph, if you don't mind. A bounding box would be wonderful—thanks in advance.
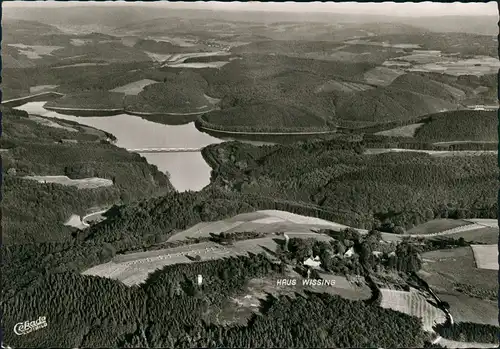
[3,1,498,17]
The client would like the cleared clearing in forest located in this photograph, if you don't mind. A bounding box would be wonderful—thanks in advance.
[379,288,447,332]
[437,338,498,348]
[471,244,497,270]
[167,210,368,242]
[82,233,333,286]
[110,79,158,95]
[23,175,113,189]
[375,123,425,137]
[363,66,405,86]
[464,219,498,228]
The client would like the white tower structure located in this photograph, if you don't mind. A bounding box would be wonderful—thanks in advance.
[284,233,290,251]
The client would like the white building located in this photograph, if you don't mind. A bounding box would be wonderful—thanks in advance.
[303,256,321,268]
[344,247,355,258]
[197,274,203,286]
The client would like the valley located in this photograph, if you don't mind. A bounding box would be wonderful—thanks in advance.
[1,3,498,349]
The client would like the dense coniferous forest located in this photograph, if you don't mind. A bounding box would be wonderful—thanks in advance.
[3,253,428,348]
[3,101,497,348]
[434,322,500,344]
[197,102,334,133]
[202,140,498,229]
[2,107,174,244]
[413,110,497,142]
[3,11,499,348]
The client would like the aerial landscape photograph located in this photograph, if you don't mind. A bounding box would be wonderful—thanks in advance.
[0,1,499,348]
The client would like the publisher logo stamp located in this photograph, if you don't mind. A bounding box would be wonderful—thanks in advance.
[13,316,47,335]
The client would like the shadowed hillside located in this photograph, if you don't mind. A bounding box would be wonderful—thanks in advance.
[414,110,498,143]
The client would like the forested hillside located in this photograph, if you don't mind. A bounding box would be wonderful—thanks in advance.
[198,102,333,132]
[335,86,459,124]
[2,107,174,244]
[413,110,497,143]
[202,140,498,230]
[3,251,427,348]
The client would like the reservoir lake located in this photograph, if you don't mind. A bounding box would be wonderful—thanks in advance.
[15,101,223,192]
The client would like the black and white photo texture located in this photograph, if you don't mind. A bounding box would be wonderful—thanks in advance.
[1,1,499,348]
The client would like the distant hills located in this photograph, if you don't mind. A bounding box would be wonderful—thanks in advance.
[4,5,497,35]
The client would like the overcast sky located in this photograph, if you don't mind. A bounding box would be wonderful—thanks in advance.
[3,1,498,17]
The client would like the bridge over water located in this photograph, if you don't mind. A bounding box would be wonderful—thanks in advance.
[126,147,203,153]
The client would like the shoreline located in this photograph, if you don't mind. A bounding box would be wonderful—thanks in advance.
[195,119,337,136]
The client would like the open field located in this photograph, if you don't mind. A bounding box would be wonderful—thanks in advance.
[209,268,372,326]
[379,288,447,332]
[436,293,498,326]
[165,61,230,69]
[7,43,63,59]
[464,219,498,228]
[470,244,497,270]
[161,51,230,66]
[167,210,472,245]
[64,214,88,230]
[434,141,497,146]
[83,239,275,286]
[53,62,110,69]
[364,148,497,157]
[44,91,125,110]
[110,79,158,95]
[441,227,498,244]
[315,79,374,94]
[29,84,59,94]
[408,223,487,238]
[144,51,172,62]
[145,35,197,47]
[167,210,369,242]
[391,51,442,64]
[23,175,113,189]
[28,115,78,132]
[407,219,473,235]
[374,123,425,137]
[83,231,337,286]
[363,66,405,86]
[437,338,498,348]
[419,247,497,301]
[408,56,500,76]
[70,38,90,46]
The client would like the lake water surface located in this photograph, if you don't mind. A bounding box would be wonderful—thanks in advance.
[15,102,223,192]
